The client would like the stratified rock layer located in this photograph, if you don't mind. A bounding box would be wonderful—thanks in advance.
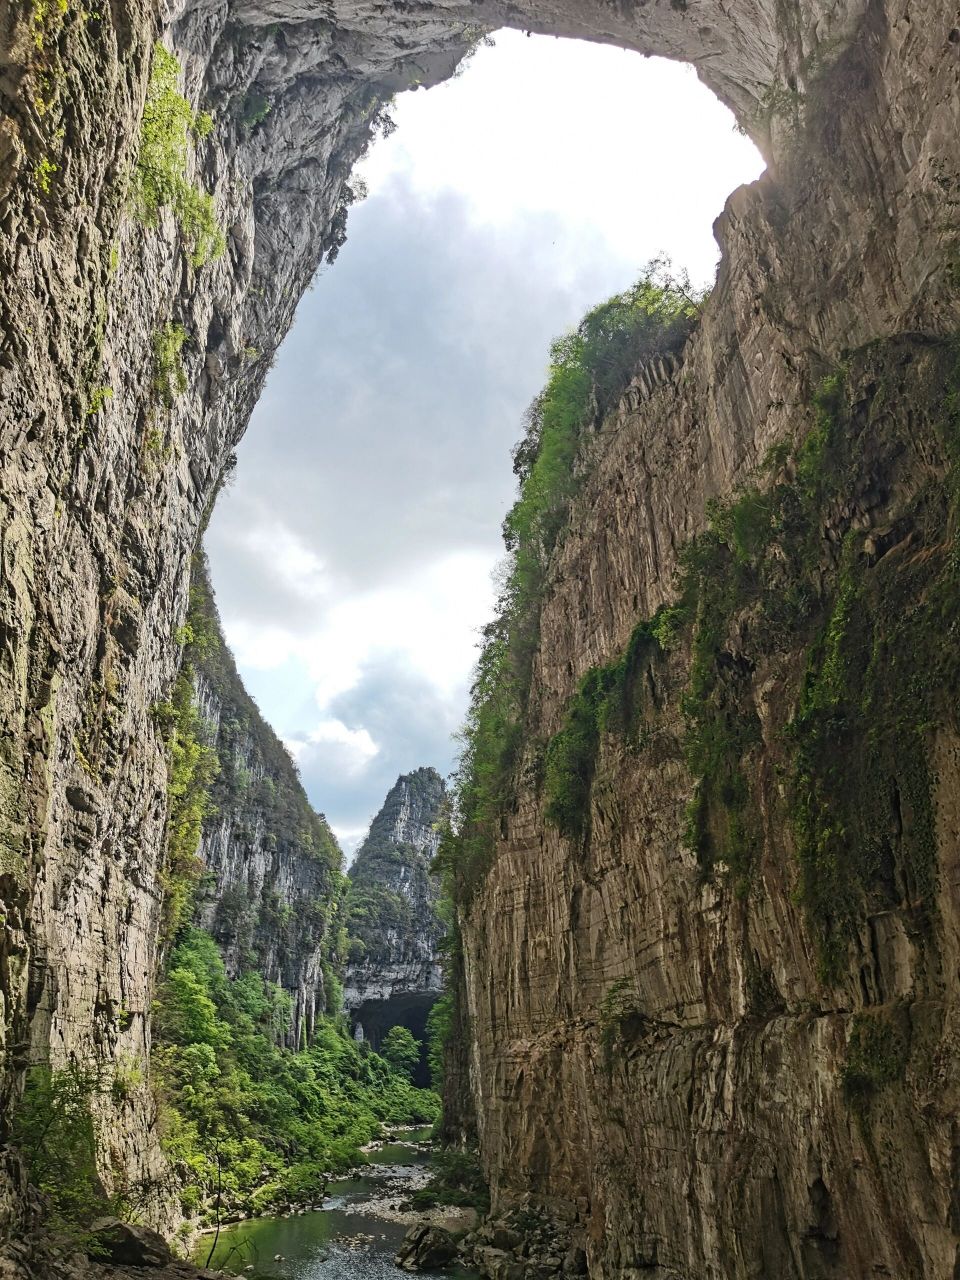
[0,0,959,1272]
[451,12,960,1277]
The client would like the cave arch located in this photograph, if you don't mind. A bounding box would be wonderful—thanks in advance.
[1,1,958,1274]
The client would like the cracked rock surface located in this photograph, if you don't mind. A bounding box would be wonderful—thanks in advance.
[1,0,960,1273]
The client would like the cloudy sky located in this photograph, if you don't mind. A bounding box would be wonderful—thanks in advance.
[205,31,764,857]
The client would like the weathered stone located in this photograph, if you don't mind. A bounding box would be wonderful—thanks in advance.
[87,1219,171,1267]
[344,768,447,1048]
[0,0,959,1276]
[396,1224,459,1270]
[560,1246,587,1276]
[190,558,341,1050]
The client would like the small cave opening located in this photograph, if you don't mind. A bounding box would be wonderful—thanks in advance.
[350,991,439,1088]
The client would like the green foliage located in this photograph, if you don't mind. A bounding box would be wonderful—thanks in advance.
[161,671,219,942]
[380,1026,420,1080]
[425,992,453,1092]
[462,337,960,994]
[86,385,113,416]
[240,93,271,128]
[410,1147,489,1213]
[158,582,220,946]
[153,322,188,405]
[134,43,225,267]
[186,557,341,875]
[153,928,439,1220]
[30,0,67,49]
[345,767,444,957]
[841,1011,909,1109]
[10,1064,105,1228]
[598,977,645,1058]
[33,155,57,193]
[541,608,676,844]
[444,262,700,899]
[543,668,610,843]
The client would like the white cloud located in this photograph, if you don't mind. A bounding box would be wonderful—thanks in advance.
[206,32,764,844]
[360,31,764,284]
[220,550,496,720]
[307,719,380,770]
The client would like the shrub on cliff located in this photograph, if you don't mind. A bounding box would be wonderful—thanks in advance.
[134,44,225,267]
[10,1064,105,1229]
[444,260,703,899]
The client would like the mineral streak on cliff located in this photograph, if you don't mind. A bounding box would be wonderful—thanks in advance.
[345,768,446,1078]
[0,0,959,1272]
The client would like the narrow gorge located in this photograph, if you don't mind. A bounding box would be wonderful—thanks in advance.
[1,0,960,1278]
[344,766,447,1080]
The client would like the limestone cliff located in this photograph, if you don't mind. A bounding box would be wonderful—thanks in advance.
[0,0,959,1273]
[188,557,344,1049]
[344,767,446,1049]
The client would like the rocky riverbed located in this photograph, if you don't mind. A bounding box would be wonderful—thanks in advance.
[197,1130,478,1279]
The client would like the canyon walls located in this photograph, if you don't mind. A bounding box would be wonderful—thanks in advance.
[0,0,959,1272]
[188,558,344,1049]
[451,11,960,1277]
[345,767,446,1077]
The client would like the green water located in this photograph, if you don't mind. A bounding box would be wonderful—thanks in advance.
[195,1129,477,1279]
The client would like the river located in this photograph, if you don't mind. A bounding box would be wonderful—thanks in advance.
[195,1128,479,1279]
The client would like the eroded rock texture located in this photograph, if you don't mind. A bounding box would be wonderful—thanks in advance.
[345,768,446,1072]
[453,12,960,1279]
[189,558,343,1049]
[0,0,958,1270]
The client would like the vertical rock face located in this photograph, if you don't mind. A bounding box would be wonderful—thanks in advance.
[0,0,958,1268]
[188,560,343,1049]
[450,14,960,1278]
[344,767,446,1016]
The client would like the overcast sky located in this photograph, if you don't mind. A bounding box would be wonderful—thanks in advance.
[205,31,763,857]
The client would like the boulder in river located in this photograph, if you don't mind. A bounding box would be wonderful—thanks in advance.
[395,1224,458,1270]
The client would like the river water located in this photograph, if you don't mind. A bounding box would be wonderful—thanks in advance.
[195,1129,479,1280]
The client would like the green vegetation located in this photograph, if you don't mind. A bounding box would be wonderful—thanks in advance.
[554,344,960,979]
[152,322,188,405]
[446,308,960,992]
[598,976,645,1057]
[10,1064,106,1229]
[440,262,702,901]
[148,559,431,1222]
[153,928,440,1220]
[380,1026,420,1080]
[30,0,67,51]
[410,1147,489,1214]
[33,155,57,193]
[86,385,113,416]
[346,767,444,958]
[425,991,454,1092]
[542,609,677,845]
[134,43,225,267]
[841,1010,909,1109]
[155,601,219,946]
[240,93,271,129]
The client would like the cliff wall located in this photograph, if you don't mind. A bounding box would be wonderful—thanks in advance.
[344,766,446,1016]
[188,558,344,1049]
[0,0,958,1268]
[452,12,960,1277]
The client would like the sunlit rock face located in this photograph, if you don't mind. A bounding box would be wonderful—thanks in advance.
[0,0,959,1267]
[343,768,446,1088]
[344,768,445,1017]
